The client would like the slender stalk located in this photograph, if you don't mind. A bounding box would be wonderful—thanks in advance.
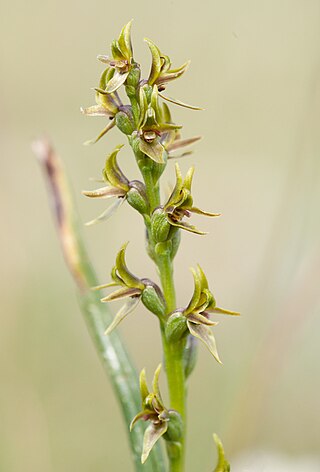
[140,167,186,472]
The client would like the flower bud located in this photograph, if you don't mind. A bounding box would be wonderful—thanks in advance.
[141,280,166,317]
[165,311,188,342]
[164,410,183,442]
[126,180,149,215]
[151,208,171,243]
[115,109,135,135]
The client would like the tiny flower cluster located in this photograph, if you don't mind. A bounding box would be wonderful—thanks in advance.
[82,20,237,468]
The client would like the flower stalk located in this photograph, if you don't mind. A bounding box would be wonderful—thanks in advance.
[41,20,238,472]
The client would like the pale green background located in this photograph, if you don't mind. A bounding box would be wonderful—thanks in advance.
[1,0,320,471]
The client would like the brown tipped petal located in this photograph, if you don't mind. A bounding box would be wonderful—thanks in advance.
[167,136,202,152]
[83,119,115,145]
[207,307,241,316]
[187,320,222,364]
[85,197,125,226]
[105,70,129,94]
[159,92,203,110]
[187,312,218,326]
[141,422,168,464]
[104,297,140,335]
[82,186,126,199]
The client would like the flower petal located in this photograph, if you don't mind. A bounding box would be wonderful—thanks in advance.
[139,368,150,404]
[105,70,129,94]
[157,60,190,85]
[187,320,222,364]
[167,136,202,152]
[104,296,140,335]
[83,119,115,145]
[168,217,207,235]
[139,139,166,164]
[82,186,126,199]
[152,364,162,401]
[85,197,125,226]
[80,105,113,117]
[129,409,155,431]
[144,38,162,85]
[207,306,240,316]
[190,207,221,217]
[101,287,141,302]
[141,422,168,464]
[187,312,218,326]
[159,92,203,110]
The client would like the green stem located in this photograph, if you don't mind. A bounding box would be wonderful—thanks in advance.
[141,165,160,211]
[133,142,187,470]
[157,251,186,472]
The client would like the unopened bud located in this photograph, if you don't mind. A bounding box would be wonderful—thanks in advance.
[151,208,171,243]
[126,180,149,215]
[164,410,183,442]
[115,109,135,135]
[165,311,188,342]
[141,280,166,317]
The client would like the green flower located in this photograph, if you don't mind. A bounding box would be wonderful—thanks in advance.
[81,67,122,145]
[151,163,220,242]
[97,20,134,94]
[145,38,202,110]
[132,85,182,164]
[130,365,183,464]
[83,145,149,225]
[95,243,166,334]
[166,266,239,363]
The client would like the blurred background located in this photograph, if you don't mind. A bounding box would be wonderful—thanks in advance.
[1,0,320,471]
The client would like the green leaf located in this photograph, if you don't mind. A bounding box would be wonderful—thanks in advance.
[35,139,165,472]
